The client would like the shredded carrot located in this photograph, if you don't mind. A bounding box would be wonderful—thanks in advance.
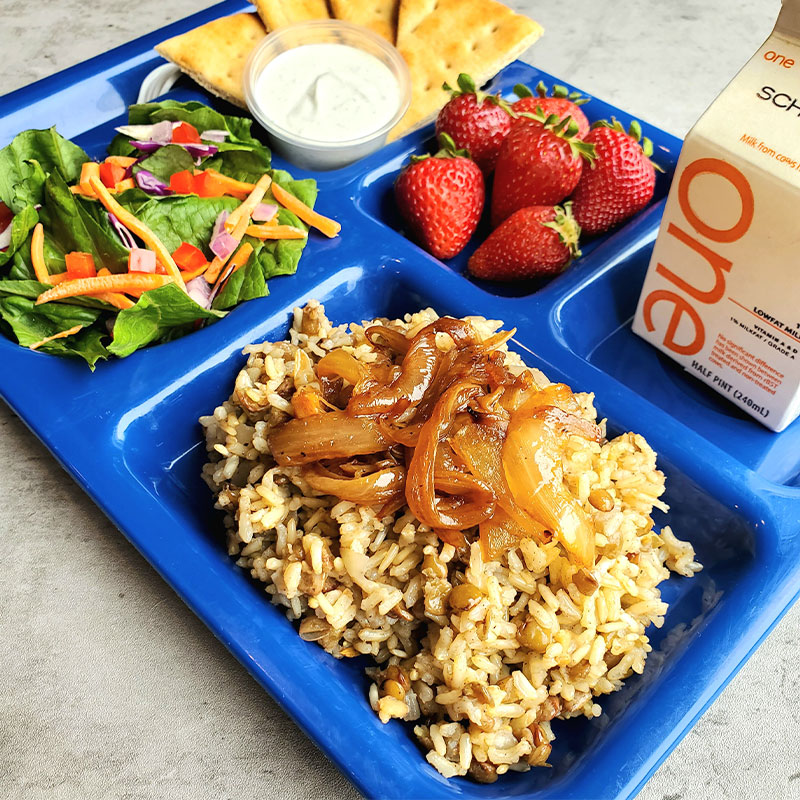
[180,263,210,281]
[91,268,135,308]
[113,178,136,193]
[224,173,272,232]
[271,182,340,239]
[213,242,253,290]
[87,176,186,292]
[106,156,137,168]
[35,273,171,305]
[28,324,84,351]
[46,272,70,285]
[245,224,307,240]
[90,292,135,310]
[70,185,84,195]
[202,169,253,199]
[30,223,50,283]
[205,214,250,283]
[80,162,100,197]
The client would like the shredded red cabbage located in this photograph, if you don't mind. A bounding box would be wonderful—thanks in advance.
[134,169,173,196]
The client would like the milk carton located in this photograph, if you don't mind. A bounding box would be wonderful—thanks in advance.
[633,0,800,431]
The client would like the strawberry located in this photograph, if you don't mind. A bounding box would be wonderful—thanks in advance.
[512,81,591,139]
[435,73,514,173]
[491,111,596,227]
[571,119,660,235]
[395,133,485,260]
[468,203,581,281]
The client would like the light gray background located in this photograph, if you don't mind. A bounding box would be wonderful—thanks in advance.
[2,2,798,799]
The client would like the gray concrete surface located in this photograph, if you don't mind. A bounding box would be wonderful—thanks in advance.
[2,2,799,799]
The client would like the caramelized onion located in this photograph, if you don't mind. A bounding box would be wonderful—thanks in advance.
[365,325,411,356]
[480,508,545,562]
[348,317,475,418]
[503,382,582,415]
[406,381,490,529]
[268,412,390,466]
[303,463,406,506]
[316,349,368,387]
[450,418,548,542]
[502,411,595,568]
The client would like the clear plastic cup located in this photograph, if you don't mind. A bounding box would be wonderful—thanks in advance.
[244,21,411,171]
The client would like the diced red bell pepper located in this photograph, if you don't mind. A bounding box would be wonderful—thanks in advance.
[65,251,97,279]
[169,169,196,195]
[99,162,126,189]
[128,248,156,273]
[193,170,227,198]
[172,241,208,272]
[172,122,201,144]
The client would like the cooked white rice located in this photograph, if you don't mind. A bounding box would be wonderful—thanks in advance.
[200,300,701,782]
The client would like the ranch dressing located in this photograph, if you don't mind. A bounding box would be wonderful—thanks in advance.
[254,43,400,142]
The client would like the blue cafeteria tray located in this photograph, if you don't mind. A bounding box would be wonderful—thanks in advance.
[2,2,799,798]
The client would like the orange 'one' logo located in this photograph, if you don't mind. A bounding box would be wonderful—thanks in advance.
[642,158,755,355]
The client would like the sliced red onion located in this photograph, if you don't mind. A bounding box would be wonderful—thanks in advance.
[186,276,214,308]
[252,203,278,222]
[150,120,174,144]
[134,169,173,196]
[200,129,229,142]
[211,210,229,240]
[116,120,173,144]
[182,142,218,159]
[116,124,159,139]
[128,139,163,153]
[0,223,11,250]
[108,212,136,249]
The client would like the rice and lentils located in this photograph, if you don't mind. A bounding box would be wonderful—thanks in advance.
[200,301,701,782]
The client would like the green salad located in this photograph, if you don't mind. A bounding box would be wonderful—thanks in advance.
[0,100,339,367]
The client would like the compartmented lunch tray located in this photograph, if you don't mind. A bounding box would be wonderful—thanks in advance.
[2,2,799,798]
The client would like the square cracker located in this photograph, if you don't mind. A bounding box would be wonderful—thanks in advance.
[390,0,543,140]
[254,0,331,29]
[329,0,399,43]
[155,13,267,108]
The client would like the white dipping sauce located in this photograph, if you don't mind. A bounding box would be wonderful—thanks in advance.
[254,43,401,143]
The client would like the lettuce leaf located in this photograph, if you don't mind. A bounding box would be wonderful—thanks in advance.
[199,148,271,183]
[212,171,318,310]
[38,171,130,274]
[108,283,225,357]
[122,193,240,255]
[0,294,108,367]
[0,128,87,211]
[109,101,272,167]
[132,145,194,182]
[127,100,259,145]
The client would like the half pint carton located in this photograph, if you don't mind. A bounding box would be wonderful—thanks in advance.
[633,0,800,432]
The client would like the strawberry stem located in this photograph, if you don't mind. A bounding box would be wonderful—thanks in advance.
[513,80,590,106]
[541,202,582,263]
[442,72,515,116]
[514,82,534,99]
[517,109,597,163]
[592,117,664,172]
